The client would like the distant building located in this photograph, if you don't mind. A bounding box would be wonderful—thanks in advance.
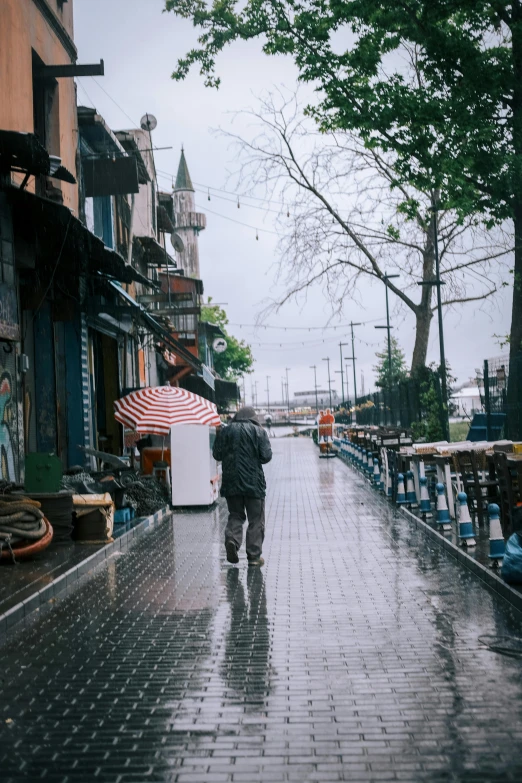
[451,383,484,419]
[293,390,339,408]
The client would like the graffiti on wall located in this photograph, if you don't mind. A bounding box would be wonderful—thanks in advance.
[0,370,16,481]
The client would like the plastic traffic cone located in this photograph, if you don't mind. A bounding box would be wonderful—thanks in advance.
[435,483,451,530]
[488,503,505,565]
[457,492,476,546]
[419,476,432,518]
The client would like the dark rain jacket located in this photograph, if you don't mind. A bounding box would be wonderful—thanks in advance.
[213,415,272,498]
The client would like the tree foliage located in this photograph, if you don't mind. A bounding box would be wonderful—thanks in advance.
[165,0,522,385]
[373,337,409,389]
[201,303,254,380]
[165,0,514,219]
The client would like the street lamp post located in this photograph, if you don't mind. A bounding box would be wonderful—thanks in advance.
[285,367,291,419]
[309,364,319,415]
[417,199,449,441]
[350,323,361,421]
[322,357,332,409]
[375,273,400,426]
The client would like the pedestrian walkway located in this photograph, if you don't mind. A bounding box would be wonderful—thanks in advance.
[2,439,522,782]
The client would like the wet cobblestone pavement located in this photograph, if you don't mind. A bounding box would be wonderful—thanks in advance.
[2,439,522,782]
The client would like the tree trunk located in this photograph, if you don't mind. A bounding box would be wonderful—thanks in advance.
[508,3,522,438]
[411,305,433,371]
[410,214,435,372]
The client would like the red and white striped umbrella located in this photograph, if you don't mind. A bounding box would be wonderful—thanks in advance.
[114,386,220,436]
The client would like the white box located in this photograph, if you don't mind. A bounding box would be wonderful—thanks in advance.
[170,424,221,506]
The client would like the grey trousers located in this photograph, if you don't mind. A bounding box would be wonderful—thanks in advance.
[225,496,265,559]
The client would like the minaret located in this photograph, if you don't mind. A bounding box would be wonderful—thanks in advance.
[172,149,206,278]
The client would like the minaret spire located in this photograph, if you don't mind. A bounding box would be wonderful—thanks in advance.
[172,148,206,278]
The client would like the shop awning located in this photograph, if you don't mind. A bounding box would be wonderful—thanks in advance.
[8,187,157,288]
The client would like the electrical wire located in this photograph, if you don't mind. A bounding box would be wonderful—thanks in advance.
[88,77,140,128]
[195,201,280,236]
[228,317,386,331]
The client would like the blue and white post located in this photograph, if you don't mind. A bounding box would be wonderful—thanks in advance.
[419,476,432,519]
[396,473,407,505]
[488,503,505,566]
[366,451,374,480]
[457,492,476,547]
[361,449,367,474]
[435,483,452,531]
[405,470,418,507]
[373,457,381,489]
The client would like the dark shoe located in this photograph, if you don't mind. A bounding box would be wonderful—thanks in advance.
[225,540,239,564]
[247,557,265,567]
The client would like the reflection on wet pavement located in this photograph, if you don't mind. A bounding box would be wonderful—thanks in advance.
[1,439,522,782]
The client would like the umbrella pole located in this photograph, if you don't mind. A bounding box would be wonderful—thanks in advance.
[161,436,165,462]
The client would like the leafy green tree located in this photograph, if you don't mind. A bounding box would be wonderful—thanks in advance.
[165,0,521,431]
[201,303,254,380]
[373,337,409,389]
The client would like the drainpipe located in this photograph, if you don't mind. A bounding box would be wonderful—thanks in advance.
[127,193,135,265]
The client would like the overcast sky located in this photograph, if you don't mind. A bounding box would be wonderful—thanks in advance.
[74,0,511,404]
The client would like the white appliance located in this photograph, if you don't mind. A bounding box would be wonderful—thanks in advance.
[170,424,221,506]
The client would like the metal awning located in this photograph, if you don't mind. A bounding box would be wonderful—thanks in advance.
[7,187,157,288]
[200,321,226,339]
[0,130,76,185]
[136,235,176,267]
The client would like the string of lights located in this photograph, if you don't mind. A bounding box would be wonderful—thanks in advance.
[228,317,386,331]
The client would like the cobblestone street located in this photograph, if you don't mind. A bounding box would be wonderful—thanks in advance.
[2,438,522,782]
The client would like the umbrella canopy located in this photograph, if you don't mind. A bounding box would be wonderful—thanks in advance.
[114,386,220,436]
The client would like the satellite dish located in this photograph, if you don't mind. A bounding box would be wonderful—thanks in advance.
[213,337,227,353]
[170,232,185,253]
[140,113,157,132]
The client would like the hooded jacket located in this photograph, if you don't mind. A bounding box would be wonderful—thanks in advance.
[212,407,272,498]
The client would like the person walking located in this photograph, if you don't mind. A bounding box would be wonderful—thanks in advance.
[213,406,272,566]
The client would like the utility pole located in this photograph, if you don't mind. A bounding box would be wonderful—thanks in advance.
[339,342,349,404]
[285,367,291,419]
[266,376,271,413]
[345,362,351,421]
[281,378,285,410]
[418,199,449,440]
[350,322,361,422]
[309,364,319,415]
[375,273,399,426]
[322,357,332,409]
